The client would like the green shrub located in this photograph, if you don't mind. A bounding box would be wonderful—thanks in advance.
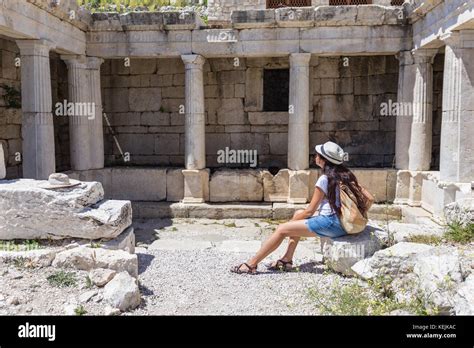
[445,222,474,244]
[47,271,77,288]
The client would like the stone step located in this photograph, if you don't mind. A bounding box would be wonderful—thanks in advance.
[132,201,402,220]
[401,206,439,226]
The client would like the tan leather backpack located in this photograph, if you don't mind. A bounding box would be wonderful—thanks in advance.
[339,184,374,234]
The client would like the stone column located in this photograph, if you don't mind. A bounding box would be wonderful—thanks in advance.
[87,57,105,169]
[408,48,437,171]
[16,39,56,180]
[288,53,311,204]
[288,53,311,171]
[181,54,208,203]
[61,55,92,171]
[395,51,415,170]
[440,31,474,183]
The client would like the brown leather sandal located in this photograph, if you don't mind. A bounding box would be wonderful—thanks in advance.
[230,263,258,275]
[266,259,293,271]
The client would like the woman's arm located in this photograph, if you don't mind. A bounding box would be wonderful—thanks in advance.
[291,187,325,221]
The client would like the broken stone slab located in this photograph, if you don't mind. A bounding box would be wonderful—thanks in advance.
[99,226,135,254]
[103,272,141,312]
[414,247,463,315]
[52,246,138,278]
[351,242,435,280]
[89,268,117,287]
[320,225,383,276]
[0,249,58,268]
[0,179,132,240]
[387,221,445,243]
[454,274,474,315]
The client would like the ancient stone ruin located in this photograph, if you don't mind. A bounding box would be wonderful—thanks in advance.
[0,0,472,317]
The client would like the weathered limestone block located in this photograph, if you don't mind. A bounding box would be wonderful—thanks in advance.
[314,6,357,26]
[320,226,383,276]
[444,198,473,227]
[263,169,289,202]
[275,7,314,28]
[52,246,138,277]
[210,170,263,202]
[414,247,463,314]
[351,242,435,280]
[100,226,136,254]
[352,169,397,203]
[89,268,117,287]
[454,274,474,315]
[163,12,198,30]
[387,222,445,243]
[232,10,276,29]
[104,272,141,312]
[288,170,309,204]
[272,203,307,220]
[0,179,132,240]
[110,168,166,201]
[166,168,184,202]
[118,12,164,30]
[183,169,210,204]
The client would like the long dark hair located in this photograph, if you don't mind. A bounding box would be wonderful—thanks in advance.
[322,160,368,216]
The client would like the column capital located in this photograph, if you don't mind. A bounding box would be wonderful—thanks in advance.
[289,53,311,67]
[86,57,104,70]
[16,39,55,57]
[396,50,414,65]
[61,54,88,68]
[181,54,206,68]
[411,48,438,64]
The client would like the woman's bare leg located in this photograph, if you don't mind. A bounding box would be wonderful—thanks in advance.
[279,209,306,262]
[244,220,315,268]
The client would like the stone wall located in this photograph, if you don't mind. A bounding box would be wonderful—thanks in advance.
[102,55,399,169]
[0,38,22,179]
[310,55,398,168]
[207,0,400,23]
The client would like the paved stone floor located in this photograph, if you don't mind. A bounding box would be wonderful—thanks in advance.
[131,218,356,315]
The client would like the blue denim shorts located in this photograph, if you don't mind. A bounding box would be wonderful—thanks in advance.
[304,214,347,238]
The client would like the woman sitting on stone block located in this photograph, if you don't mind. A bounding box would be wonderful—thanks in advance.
[231,141,372,274]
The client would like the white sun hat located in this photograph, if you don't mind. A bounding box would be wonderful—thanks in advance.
[315,141,346,165]
[40,173,81,190]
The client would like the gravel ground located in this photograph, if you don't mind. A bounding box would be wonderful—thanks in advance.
[132,248,348,316]
[0,218,361,316]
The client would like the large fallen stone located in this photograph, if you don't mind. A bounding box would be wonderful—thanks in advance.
[454,274,474,315]
[100,226,136,254]
[89,268,117,287]
[320,225,383,276]
[0,179,132,240]
[387,222,445,243]
[0,249,58,268]
[351,242,434,280]
[52,246,138,277]
[414,247,463,315]
[103,272,141,312]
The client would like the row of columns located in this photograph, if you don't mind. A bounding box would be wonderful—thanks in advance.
[396,30,474,184]
[16,39,105,179]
